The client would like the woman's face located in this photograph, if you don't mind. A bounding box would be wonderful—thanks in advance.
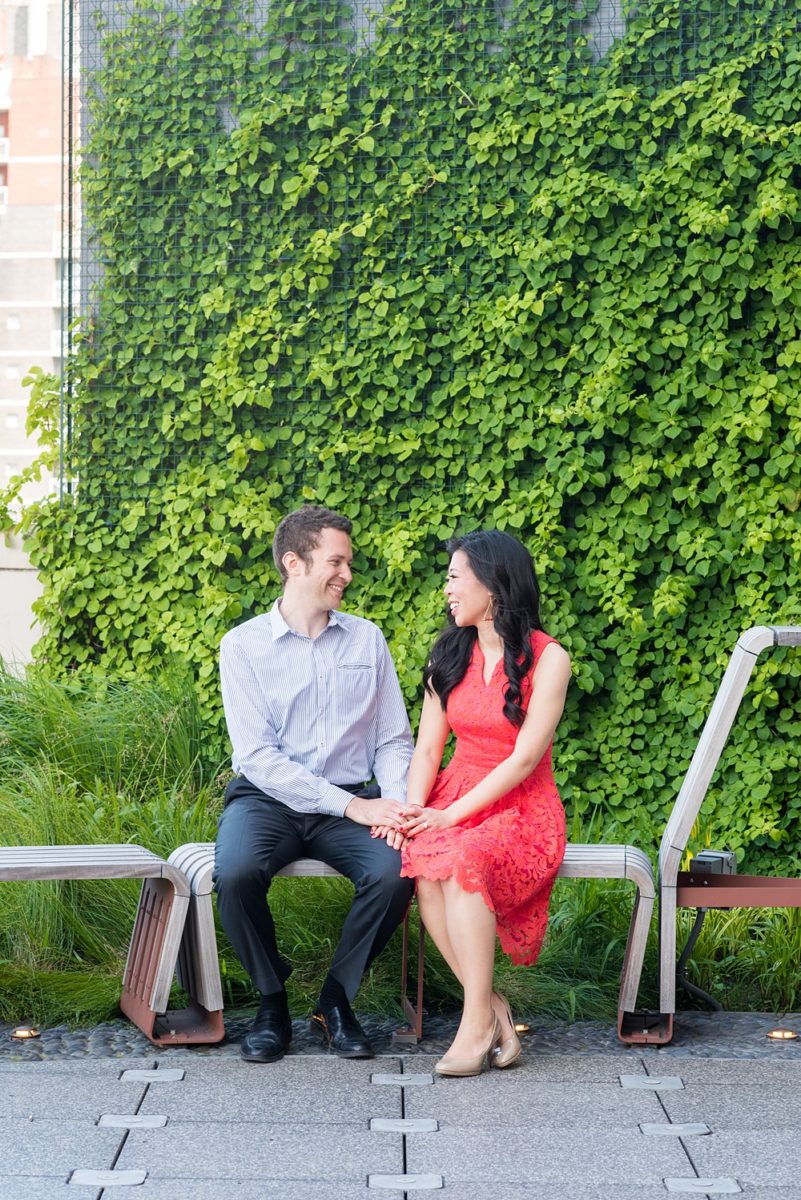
[444,549,493,628]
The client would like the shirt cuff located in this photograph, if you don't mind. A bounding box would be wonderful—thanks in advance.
[378,780,408,806]
[318,782,357,818]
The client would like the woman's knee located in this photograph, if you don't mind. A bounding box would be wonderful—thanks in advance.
[415,876,443,901]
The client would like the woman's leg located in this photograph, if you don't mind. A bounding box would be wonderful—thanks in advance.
[439,876,498,1059]
[417,874,516,1046]
[415,876,465,984]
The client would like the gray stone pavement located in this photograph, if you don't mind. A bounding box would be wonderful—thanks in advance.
[0,1010,800,1199]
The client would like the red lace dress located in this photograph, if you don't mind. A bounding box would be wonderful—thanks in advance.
[400,630,566,965]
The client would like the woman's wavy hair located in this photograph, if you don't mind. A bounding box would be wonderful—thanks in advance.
[424,530,544,727]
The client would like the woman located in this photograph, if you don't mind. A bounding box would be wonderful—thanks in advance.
[398,530,570,1076]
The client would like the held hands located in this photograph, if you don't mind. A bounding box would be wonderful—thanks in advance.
[356,798,456,847]
[399,805,455,836]
[345,795,409,828]
[367,802,455,849]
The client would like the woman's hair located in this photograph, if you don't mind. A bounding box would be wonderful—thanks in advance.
[424,530,544,727]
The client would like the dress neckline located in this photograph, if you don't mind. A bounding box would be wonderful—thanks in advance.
[473,641,503,688]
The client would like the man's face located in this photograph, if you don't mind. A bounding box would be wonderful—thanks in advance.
[292,527,353,610]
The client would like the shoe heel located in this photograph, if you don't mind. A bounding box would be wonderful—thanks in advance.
[491,991,523,1069]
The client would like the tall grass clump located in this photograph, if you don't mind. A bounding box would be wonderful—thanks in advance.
[0,666,223,1024]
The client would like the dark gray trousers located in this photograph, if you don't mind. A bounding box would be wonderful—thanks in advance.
[213,776,413,1001]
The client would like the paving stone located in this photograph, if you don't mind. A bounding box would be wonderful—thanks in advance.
[733,1192,801,1198]
[405,1077,664,1127]
[426,1189,681,1200]
[663,1179,742,1194]
[619,1073,684,1089]
[661,1084,801,1129]
[0,1118,123,1175]
[690,1131,801,1187]
[137,1057,401,1123]
[405,1125,690,1184]
[0,1058,157,1073]
[0,1179,102,1199]
[70,1169,147,1186]
[98,1114,168,1129]
[102,1185,383,1200]
[368,1175,443,1190]
[640,1122,711,1136]
[410,1052,648,1083]
[116,1121,403,1179]
[0,1076,144,1120]
[654,1059,801,1086]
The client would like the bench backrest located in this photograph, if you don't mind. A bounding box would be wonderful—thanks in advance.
[658,625,801,890]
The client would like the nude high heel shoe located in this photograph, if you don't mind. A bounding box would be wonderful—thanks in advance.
[491,991,522,1069]
[434,1017,502,1078]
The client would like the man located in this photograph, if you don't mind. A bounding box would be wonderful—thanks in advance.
[215,505,414,1063]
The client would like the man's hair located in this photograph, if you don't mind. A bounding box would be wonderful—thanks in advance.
[272,505,352,583]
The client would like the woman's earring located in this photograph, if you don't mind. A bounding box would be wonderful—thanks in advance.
[483,596,495,622]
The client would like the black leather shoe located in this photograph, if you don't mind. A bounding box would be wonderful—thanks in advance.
[310,1002,374,1058]
[240,1009,292,1063]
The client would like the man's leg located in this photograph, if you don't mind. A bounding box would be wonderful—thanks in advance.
[214,780,306,992]
[303,815,412,1056]
[306,816,413,997]
[214,778,305,1060]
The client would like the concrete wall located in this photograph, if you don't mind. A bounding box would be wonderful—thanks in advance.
[0,532,42,666]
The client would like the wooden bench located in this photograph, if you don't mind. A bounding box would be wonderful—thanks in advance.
[0,844,203,1045]
[159,837,655,1045]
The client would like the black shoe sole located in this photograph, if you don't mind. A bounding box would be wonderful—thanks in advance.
[240,1044,289,1063]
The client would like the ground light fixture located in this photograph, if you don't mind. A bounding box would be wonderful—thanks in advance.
[514,1022,530,1034]
[10,1026,40,1041]
[765,1028,799,1041]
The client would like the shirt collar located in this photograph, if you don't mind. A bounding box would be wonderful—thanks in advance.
[268,597,344,640]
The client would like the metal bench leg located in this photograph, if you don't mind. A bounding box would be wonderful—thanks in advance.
[617,887,672,1045]
[394,901,425,1044]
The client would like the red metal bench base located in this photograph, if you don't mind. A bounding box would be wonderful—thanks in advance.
[618,1010,674,1045]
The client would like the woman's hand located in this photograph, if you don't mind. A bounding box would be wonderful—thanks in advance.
[370,824,411,851]
[401,805,456,836]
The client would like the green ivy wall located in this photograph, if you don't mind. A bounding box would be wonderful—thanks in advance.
[21,0,801,866]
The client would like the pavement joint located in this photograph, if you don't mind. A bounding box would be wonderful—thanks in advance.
[118,1068,185,1082]
[620,1073,684,1089]
[368,1174,444,1190]
[640,1122,711,1136]
[370,1072,434,1086]
[69,1169,148,1186]
[663,1179,742,1194]
[97,1114,168,1129]
[370,1117,438,1132]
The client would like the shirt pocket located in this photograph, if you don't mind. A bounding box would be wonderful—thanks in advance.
[335,664,377,715]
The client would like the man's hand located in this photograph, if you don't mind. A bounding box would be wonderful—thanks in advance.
[345,795,407,828]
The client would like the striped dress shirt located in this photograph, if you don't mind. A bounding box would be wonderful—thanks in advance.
[220,599,414,817]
